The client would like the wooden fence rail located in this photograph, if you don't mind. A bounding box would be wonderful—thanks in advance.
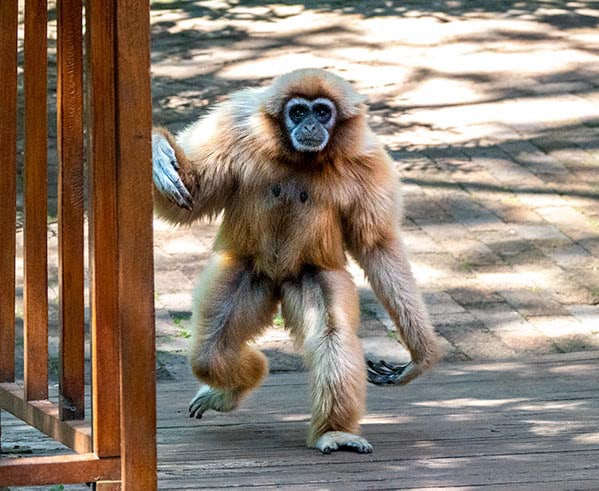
[0,1,157,488]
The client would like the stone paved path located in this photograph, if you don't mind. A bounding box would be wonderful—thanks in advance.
[15,1,599,379]
[147,1,599,374]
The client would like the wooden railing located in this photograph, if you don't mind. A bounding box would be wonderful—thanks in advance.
[0,1,157,488]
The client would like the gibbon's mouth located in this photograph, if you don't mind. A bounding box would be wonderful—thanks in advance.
[294,138,329,153]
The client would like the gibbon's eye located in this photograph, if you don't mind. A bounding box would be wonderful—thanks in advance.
[313,103,332,124]
[289,104,309,124]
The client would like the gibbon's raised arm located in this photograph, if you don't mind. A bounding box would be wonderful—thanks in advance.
[151,109,239,225]
[344,159,441,385]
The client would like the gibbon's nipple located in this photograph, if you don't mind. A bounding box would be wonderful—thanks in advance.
[272,184,281,197]
[300,191,309,203]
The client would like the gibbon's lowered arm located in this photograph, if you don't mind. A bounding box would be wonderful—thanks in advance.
[352,235,441,385]
[344,163,441,385]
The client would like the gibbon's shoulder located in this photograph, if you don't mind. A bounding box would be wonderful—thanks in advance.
[174,88,264,156]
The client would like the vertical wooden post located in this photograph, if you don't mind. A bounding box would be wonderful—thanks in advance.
[23,0,49,401]
[86,0,121,457]
[115,0,157,487]
[57,0,85,421]
[0,0,19,383]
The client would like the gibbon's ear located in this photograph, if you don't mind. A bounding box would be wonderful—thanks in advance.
[262,68,367,121]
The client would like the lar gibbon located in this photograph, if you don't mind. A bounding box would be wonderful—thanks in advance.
[152,68,441,454]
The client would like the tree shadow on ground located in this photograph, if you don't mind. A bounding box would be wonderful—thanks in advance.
[151,0,599,28]
[9,1,599,371]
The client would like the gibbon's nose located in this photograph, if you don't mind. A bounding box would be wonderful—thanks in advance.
[303,123,317,135]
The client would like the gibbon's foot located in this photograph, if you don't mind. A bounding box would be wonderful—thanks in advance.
[313,431,373,455]
[367,359,418,386]
[188,385,239,419]
[152,133,193,210]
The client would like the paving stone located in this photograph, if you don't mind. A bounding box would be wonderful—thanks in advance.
[476,231,552,265]
[415,221,475,243]
[154,269,194,294]
[512,263,595,305]
[445,285,504,306]
[535,206,599,242]
[537,241,595,270]
[433,313,518,361]
[528,316,599,352]
[402,228,441,254]
[423,291,466,315]
[439,238,503,266]
[498,289,569,318]
[490,329,562,356]
[467,304,560,356]
[566,305,599,333]
[511,223,571,241]
[498,140,571,178]
[469,302,536,332]
[358,318,389,338]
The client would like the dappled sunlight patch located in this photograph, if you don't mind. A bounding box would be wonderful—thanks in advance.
[514,400,587,411]
[477,270,547,288]
[527,419,590,436]
[573,432,599,444]
[280,413,310,422]
[549,363,598,375]
[412,262,447,282]
[413,397,527,408]
[362,414,416,425]
[161,234,210,254]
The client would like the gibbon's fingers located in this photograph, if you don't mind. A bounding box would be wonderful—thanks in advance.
[366,359,419,386]
[151,134,193,210]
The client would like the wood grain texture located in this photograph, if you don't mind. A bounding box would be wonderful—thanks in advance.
[94,481,122,491]
[0,0,18,383]
[0,382,91,453]
[0,453,119,487]
[23,0,49,401]
[115,0,157,488]
[153,353,599,489]
[85,0,121,458]
[57,0,85,421]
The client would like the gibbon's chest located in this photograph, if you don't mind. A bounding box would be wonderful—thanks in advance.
[220,177,347,277]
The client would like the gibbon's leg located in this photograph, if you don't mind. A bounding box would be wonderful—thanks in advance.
[188,252,278,419]
[281,268,372,454]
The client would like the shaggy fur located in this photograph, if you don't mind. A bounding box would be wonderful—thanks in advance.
[153,68,441,450]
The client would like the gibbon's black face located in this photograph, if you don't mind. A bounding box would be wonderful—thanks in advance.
[284,97,337,152]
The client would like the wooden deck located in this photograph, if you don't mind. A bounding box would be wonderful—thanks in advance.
[2,352,598,489]
[156,352,599,489]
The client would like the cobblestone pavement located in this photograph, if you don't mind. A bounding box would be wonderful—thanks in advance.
[15,1,599,379]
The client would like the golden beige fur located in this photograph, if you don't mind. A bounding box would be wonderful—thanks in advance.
[153,68,441,453]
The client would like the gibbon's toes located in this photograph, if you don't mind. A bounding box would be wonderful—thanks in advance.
[188,390,209,419]
[367,359,417,386]
[188,385,238,419]
[313,431,373,455]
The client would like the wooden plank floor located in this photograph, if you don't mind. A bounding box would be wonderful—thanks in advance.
[156,352,599,489]
[2,352,598,489]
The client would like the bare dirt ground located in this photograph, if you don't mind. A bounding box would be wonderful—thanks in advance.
[12,1,599,381]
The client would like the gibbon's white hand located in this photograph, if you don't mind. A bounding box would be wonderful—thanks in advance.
[152,134,193,210]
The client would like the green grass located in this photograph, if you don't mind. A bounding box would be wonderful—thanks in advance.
[170,311,192,338]
[273,312,285,327]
